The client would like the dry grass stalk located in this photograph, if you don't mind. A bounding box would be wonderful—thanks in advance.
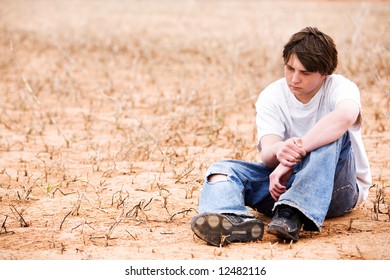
[0,0,388,260]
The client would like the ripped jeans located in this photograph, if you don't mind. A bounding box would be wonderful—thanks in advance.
[198,132,359,231]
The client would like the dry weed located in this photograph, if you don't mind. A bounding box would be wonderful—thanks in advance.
[0,0,389,260]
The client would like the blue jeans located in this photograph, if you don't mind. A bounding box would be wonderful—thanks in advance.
[198,132,359,231]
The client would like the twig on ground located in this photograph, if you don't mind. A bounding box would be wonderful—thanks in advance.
[1,215,15,235]
[356,245,366,260]
[108,218,122,235]
[126,198,153,220]
[83,193,108,213]
[60,211,72,230]
[169,208,197,221]
[125,229,138,240]
[52,188,76,197]
[10,205,29,227]
[71,219,95,232]
[269,241,278,258]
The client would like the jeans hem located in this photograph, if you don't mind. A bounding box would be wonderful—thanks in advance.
[274,200,322,231]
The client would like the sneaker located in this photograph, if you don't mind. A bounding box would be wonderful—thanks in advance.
[266,205,302,241]
[191,213,264,246]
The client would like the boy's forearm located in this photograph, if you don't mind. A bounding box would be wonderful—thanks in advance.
[260,141,284,168]
[301,105,358,153]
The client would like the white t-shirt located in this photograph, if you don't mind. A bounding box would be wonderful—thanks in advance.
[255,74,372,204]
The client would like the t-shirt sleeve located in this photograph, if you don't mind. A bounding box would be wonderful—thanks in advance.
[329,78,362,129]
[255,90,286,151]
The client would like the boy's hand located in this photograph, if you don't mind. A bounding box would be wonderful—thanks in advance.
[276,137,306,167]
[269,163,294,201]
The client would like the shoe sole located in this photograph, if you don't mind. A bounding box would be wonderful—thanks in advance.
[266,224,299,241]
[191,213,264,246]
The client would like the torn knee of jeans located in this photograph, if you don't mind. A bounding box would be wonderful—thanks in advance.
[207,173,228,183]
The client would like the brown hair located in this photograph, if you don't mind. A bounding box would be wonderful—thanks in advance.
[283,27,338,75]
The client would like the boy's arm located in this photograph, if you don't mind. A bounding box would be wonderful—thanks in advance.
[260,135,305,168]
[260,99,360,168]
[300,99,360,152]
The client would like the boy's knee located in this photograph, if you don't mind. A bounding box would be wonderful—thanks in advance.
[207,174,228,183]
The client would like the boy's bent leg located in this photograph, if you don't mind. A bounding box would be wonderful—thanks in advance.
[326,134,359,218]
[198,160,271,215]
[269,132,354,237]
[192,160,271,246]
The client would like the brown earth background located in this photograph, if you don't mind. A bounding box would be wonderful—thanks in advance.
[0,0,389,260]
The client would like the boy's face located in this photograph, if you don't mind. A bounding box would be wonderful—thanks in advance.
[285,53,326,104]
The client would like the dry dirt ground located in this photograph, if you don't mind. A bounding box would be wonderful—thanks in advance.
[0,0,389,260]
